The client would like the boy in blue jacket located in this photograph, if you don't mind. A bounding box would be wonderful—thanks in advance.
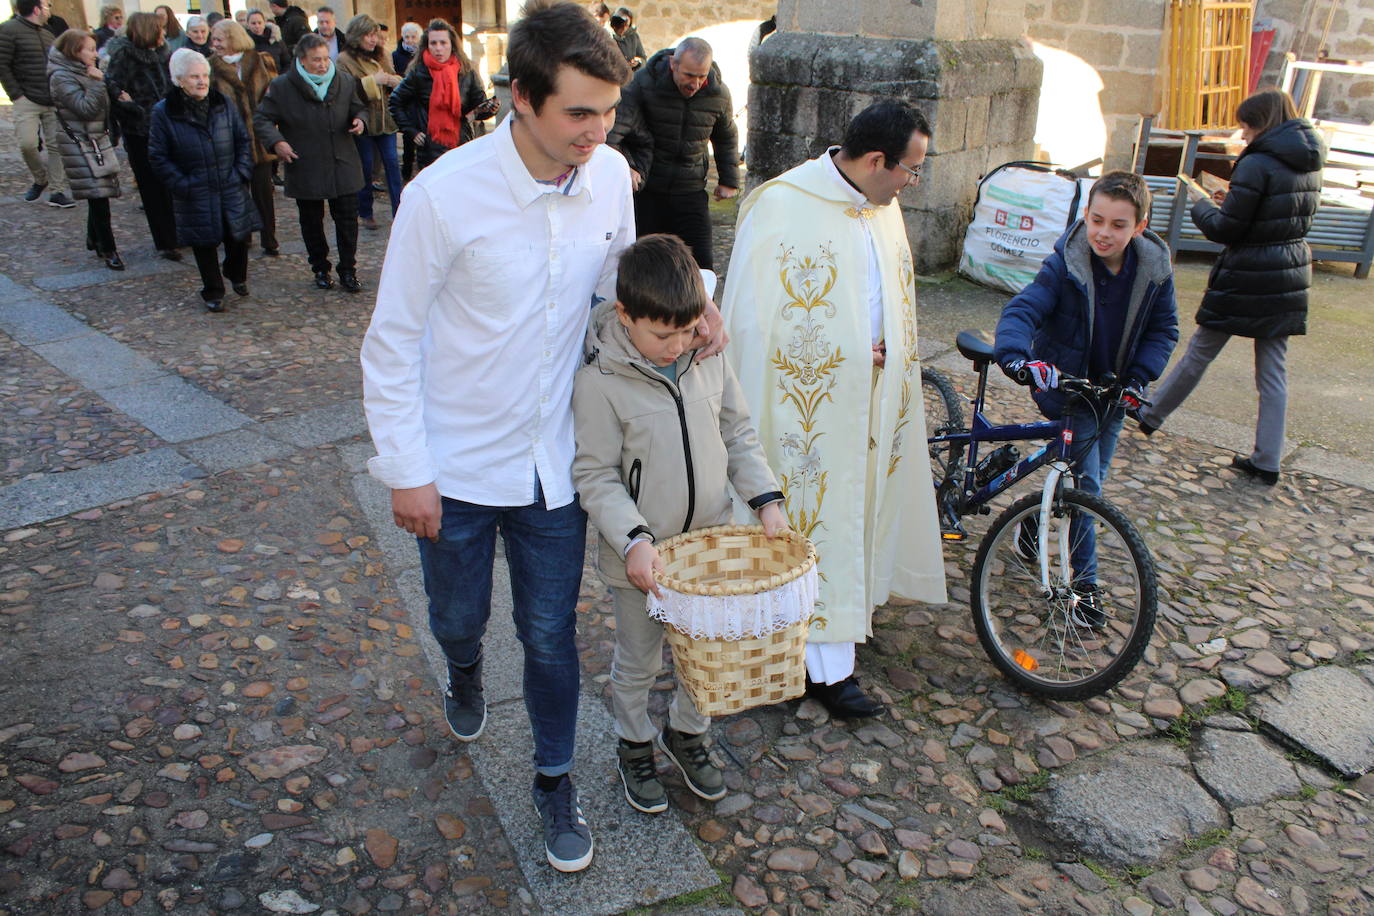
[994,170,1178,624]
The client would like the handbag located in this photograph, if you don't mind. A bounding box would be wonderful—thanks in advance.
[56,112,121,179]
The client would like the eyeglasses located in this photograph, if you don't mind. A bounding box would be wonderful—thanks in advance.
[894,161,923,183]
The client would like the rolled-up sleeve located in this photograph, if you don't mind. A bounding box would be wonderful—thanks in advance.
[360,183,455,489]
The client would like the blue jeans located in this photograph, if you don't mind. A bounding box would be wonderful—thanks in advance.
[1065,401,1125,584]
[355,133,402,219]
[416,485,586,776]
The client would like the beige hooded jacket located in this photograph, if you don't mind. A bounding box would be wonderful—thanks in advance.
[572,301,782,590]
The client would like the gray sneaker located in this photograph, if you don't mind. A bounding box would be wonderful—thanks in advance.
[656,728,725,801]
[617,739,667,814]
[532,775,594,873]
[443,657,486,741]
[23,182,46,202]
[47,191,76,209]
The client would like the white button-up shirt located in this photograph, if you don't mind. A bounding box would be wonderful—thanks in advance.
[361,115,635,508]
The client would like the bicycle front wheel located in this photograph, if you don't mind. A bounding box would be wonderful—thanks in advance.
[922,367,964,484]
[970,488,1156,700]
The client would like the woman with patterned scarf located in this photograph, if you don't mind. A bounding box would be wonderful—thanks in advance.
[388,18,496,174]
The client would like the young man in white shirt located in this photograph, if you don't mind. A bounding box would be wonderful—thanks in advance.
[363,0,725,875]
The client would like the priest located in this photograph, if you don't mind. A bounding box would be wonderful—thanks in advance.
[722,100,947,718]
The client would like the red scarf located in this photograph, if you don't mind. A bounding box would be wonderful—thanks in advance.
[423,49,463,150]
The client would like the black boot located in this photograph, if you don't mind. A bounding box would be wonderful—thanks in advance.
[338,269,362,293]
[313,270,334,290]
[805,675,883,719]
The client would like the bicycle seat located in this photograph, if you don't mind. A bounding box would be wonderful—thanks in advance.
[956,329,996,368]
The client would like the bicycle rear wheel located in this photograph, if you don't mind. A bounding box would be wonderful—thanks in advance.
[922,367,964,484]
[970,488,1156,700]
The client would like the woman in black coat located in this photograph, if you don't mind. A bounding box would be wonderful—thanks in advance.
[149,48,259,313]
[1135,89,1325,486]
[253,33,368,292]
[387,18,495,174]
[105,11,181,258]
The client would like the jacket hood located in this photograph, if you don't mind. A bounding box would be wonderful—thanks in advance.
[46,44,85,77]
[584,299,693,381]
[1056,218,1173,290]
[643,47,725,98]
[1244,118,1326,173]
[741,151,880,219]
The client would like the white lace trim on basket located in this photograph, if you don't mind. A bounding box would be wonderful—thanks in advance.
[646,566,818,640]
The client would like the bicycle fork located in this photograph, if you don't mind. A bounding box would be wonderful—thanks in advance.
[1036,460,1075,598]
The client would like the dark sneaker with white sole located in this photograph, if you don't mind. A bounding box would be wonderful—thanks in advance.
[532,775,594,872]
[23,183,46,202]
[47,191,76,208]
[617,739,667,814]
[443,658,486,741]
[656,728,725,800]
[1070,583,1106,629]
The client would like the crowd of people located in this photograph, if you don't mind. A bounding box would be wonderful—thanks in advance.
[0,0,519,310]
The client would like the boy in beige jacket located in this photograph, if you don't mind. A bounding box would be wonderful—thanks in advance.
[572,234,788,814]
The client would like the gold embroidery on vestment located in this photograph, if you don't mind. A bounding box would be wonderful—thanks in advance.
[888,252,919,476]
[844,206,875,220]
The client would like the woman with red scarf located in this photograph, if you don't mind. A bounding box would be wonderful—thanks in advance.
[388,18,497,173]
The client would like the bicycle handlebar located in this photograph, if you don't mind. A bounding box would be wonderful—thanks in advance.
[1009,369,1150,407]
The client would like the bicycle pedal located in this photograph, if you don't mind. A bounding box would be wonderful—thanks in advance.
[940,528,966,541]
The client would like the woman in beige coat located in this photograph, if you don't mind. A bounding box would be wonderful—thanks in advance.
[337,14,401,228]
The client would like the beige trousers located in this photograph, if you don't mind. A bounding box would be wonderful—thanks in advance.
[609,586,709,743]
[12,97,66,194]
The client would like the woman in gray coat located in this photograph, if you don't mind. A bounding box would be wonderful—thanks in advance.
[47,30,127,270]
[254,33,368,292]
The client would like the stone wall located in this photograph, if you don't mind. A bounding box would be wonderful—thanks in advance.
[632,0,777,59]
[748,27,1041,271]
[1024,0,1168,167]
[1254,0,1374,124]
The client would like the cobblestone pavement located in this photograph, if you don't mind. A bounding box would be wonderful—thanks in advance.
[3,111,1374,915]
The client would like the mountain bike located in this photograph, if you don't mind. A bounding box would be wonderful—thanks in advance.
[921,331,1157,699]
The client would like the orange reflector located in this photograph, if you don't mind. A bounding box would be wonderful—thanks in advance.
[1013,649,1038,671]
[942,531,965,541]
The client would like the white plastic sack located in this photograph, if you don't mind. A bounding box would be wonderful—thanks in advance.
[959,162,1095,294]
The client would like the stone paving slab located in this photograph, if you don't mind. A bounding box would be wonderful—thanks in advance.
[175,426,301,474]
[31,255,190,291]
[0,294,93,345]
[1192,727,1302,809]
[98,375,251,443]
[261,400,368,450]
[0,446,201,529]
[472,700,720,916]
[1252,665,1374,778]
[30,332,168,390]
[1289,445,1374,491]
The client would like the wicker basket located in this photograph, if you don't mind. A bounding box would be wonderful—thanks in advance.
[650,525,816,717]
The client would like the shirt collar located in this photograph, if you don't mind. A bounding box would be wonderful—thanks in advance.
[825,147,871,208]
[1091,241,1137,281]
[495,114,594,209]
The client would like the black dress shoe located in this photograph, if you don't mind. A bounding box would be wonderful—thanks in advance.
[159,248,183,261]
[1230,455,1279,486]
[313,270,334,290]
[338,269,362,293]
[204,299,224,313]
[103,252,125,271]
[805,675,883,719]
[233,283,249,296]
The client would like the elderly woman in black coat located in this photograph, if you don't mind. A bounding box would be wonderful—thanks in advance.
[1135,89,1326,486]
[149,48,260,313]
[254,33,368,292]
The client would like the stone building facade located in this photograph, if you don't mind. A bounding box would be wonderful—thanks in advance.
[746,0,1042,271]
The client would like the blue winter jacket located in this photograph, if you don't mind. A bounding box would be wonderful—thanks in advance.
[994,221,1179,418]
[148,88,260,249]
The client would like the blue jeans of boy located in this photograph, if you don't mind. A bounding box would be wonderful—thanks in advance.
[355,133,402,220]
[416,484,586,776]
[1065,401,1125,584]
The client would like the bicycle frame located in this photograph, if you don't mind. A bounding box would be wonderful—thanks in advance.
[929,364,1083,596]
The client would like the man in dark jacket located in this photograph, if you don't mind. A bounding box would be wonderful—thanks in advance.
[607,37,738,269]
[254,33,368,292]
[0,0,73,206]
[268,0,309,53]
